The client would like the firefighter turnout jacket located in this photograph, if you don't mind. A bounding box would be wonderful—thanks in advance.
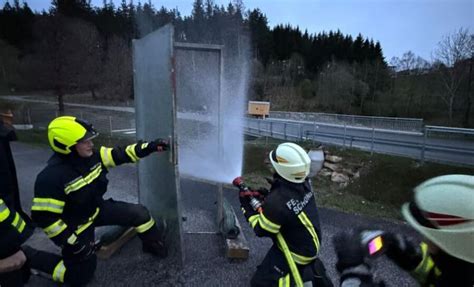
[0,123,34,259]
[0,198,34,259]
[398,242,473,287]
[31,141,157,248]
[241,174,322,286]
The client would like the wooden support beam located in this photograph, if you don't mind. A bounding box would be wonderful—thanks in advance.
[96,227,137,260]
[223,209,249,259]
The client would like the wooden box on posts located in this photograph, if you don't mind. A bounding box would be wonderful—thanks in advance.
[248,101,270,118]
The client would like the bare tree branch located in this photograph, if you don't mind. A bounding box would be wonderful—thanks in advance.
[433,28,473,123]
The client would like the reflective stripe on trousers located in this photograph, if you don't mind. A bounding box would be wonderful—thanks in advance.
[52,260,66,283]
[276,233,304,287]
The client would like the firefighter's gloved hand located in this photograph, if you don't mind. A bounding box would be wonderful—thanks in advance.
[149,138,169,152]
[333,231,366,273]
[239,193,255,219]
[256,187,269,198]
[239,191,252,207]
[334,232,381,287]
[238,189,261,199]
[382,232,421,270]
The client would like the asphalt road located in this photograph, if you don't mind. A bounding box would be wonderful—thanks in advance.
[11,142,420,286]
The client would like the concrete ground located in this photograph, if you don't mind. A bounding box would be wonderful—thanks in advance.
[12,142,419,286]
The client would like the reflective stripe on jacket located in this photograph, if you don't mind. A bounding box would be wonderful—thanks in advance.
[0,198,34,258]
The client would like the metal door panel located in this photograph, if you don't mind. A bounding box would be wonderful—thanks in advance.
[133,24,184,263]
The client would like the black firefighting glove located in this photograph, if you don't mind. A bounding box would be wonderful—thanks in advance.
[239,193,258,220]
[333,231,366,273]
[238,189,265,200]
[333,231,377,286]
[62,238,95,262]
[239,191,252,209]
[147,138,170,152]
[382,232,422,271]
[134,139,169,158]
[256,187,270,198]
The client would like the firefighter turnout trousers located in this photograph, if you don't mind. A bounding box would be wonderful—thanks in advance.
[33,199,162,286]
[251,245,333,287]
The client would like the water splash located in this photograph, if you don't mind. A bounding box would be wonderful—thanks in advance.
[176,37,250,185]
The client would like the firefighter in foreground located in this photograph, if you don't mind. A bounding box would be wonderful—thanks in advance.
[31,116,169,285]
[236,142,332,287]
[0,116,60,286]
[334,174,474,286]
[0,118,35,287]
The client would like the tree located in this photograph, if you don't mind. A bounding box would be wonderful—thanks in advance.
[50,0,93,18]
[74,19,103,99]
[299,78,315,100]
[135,1,156,37]
[188,0,205,42]
[433,28,473,124]
[0,39,21,90]
[30,15,103,113]
[247,9,272,65]
[100,36,132,101]
[390,51,429,74]
[463,56,473,127]
[0,1,35,49]
[315,61,360,113]
[390,51,431,115]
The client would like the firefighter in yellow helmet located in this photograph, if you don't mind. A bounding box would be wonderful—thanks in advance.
[334,174,474,286]
[237,142,333,287]
[31,116,169,286]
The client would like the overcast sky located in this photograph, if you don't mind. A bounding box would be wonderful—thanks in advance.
[3,0,473,61]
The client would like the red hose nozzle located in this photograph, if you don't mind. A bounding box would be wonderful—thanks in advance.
[232,176,243,187]
[232,176,249,192]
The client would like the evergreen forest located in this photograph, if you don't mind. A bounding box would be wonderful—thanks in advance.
[0,0,472,126]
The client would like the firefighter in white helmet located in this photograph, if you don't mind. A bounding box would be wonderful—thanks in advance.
[237,142,332,287]
[333,174,474,286]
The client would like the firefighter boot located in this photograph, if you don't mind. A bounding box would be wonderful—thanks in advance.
[141,219,168,258]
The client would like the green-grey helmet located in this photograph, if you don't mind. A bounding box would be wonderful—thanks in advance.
[402,174,474,263]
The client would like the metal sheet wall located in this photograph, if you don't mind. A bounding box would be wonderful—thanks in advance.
[133,24,184,263]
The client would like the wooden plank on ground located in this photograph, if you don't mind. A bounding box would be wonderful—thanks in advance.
[96,227,137,260]
[224,212,249,259]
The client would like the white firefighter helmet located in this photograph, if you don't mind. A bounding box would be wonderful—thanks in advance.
[401,174,474,263]
[269,142,311,183]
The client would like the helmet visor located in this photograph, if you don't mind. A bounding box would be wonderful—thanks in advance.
[75,118,99,142]
[80,130,99,142]
[409,200,471,229]
[408,201,438,229]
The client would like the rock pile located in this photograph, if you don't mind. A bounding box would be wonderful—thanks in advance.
[317,151,360,187]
